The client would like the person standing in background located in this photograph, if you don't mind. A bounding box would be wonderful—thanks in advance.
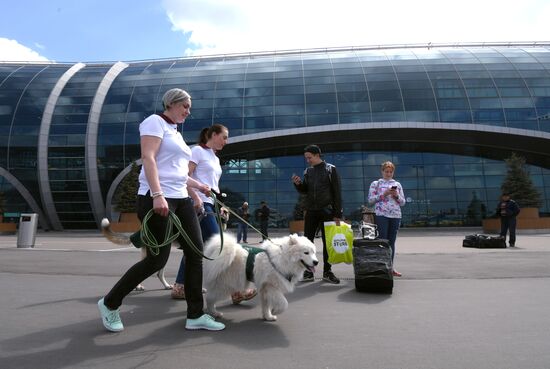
[258,201,270,241]
[496,192,520,247]
[291,144,342,284]
[236,201,250,243]
[368,161,406,277]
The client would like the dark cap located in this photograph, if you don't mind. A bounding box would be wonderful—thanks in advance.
[304,144,321,155]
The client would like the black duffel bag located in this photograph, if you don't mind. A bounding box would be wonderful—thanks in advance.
[463,234,506,249]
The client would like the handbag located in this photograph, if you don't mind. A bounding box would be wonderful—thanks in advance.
[324,221,354,264]
[360,222,378,240]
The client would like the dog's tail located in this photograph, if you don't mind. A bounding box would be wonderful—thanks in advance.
[100,218,132,245]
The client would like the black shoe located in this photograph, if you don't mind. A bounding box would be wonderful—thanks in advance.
[302,270,314,282]
[509,244,515,247]
[322,271,340,284]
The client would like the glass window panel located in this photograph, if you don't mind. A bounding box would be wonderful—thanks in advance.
[455,176,484,188]
[305,84,335,94]
[437,98,468,109]
[371,111,405,121]
[425,190,457,202]
[306,114,338,125]
[370,89,402,100]
[469,98,502,109]
[454,164,483,176]
[439,110,472,122]
[306,93,337,104]
[371,100,404,112]
[500,98,534,108]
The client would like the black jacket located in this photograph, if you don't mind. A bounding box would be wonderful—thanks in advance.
[496,199,520,218]
[294,161,343,218]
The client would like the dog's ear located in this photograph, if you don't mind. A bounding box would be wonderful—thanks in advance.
[288,234,298,245]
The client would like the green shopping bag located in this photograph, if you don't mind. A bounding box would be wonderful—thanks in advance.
[324,221,354,264]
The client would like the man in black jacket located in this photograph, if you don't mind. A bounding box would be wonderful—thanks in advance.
[497,192,521,247]
[292,145,342,284]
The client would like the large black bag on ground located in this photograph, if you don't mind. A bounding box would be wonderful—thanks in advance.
[463,234,506,249]
[352,238,393,293]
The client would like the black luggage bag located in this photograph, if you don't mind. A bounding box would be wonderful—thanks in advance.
[463,234,506,249]
[352,238,393,293]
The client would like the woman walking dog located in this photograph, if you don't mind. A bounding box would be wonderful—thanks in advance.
[97,88,225,332]
[171,124,257,304]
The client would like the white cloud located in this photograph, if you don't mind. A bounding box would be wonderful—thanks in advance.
[162,0,548,56]
[0,38,50,62]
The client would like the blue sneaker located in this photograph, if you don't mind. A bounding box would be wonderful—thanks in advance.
[185,314,225,331]
[98,298,124,332]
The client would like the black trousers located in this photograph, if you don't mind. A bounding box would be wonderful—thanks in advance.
[500,216,517,246]
[104,195,205,319]
[303,209,334,272]
[260,220,269,240]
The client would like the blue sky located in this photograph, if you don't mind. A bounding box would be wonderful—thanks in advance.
[1,0,548,62]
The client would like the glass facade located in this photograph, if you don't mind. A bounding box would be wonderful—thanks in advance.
[1,44,549,230]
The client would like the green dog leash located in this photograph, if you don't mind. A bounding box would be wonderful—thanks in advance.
[130,192,224,259]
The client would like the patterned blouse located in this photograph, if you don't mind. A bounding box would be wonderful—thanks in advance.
[368,178,406,219]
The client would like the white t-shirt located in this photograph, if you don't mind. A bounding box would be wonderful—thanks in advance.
[190,145,222,204]
[138,114,191,198]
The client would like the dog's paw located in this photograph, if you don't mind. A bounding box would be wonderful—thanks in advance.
[207,310,224,319]
[263,314,277,321]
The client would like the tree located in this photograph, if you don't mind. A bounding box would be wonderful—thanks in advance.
[114,162,140,213]
[500,153,541,208]
[465,191,486,225]
[292,194,307,220]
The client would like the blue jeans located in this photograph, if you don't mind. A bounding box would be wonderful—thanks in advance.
[175,202,220,284]
[375,216,401,262]
[237,223,248,243]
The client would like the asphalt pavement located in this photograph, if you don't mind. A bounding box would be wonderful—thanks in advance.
[0,228,549,369]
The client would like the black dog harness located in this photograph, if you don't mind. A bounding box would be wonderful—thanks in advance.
[242,244,294,282]
[242,245,265,282]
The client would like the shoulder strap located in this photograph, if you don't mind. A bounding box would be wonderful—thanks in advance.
[326,163,334,184]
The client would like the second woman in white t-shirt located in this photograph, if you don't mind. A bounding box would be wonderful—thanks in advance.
[171,124,257,304]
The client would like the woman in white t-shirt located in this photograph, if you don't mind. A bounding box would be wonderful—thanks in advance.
[171,125,257,304]
[98,89,225,332]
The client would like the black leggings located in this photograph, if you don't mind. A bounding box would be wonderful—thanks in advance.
[104,195,204,319]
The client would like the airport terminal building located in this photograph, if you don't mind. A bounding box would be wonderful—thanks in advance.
[1,42,549,230]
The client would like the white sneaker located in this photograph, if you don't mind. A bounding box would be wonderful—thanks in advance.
[185,314,225,331]
[98,298,124,332]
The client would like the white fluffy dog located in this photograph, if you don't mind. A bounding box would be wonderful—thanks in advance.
[203,233,318,321]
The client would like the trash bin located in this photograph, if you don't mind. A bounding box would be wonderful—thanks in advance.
[17,213,38,248]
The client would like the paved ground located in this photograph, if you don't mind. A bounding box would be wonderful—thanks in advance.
[0,228,549,369]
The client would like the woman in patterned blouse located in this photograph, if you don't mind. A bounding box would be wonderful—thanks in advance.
[368,161,406,277]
